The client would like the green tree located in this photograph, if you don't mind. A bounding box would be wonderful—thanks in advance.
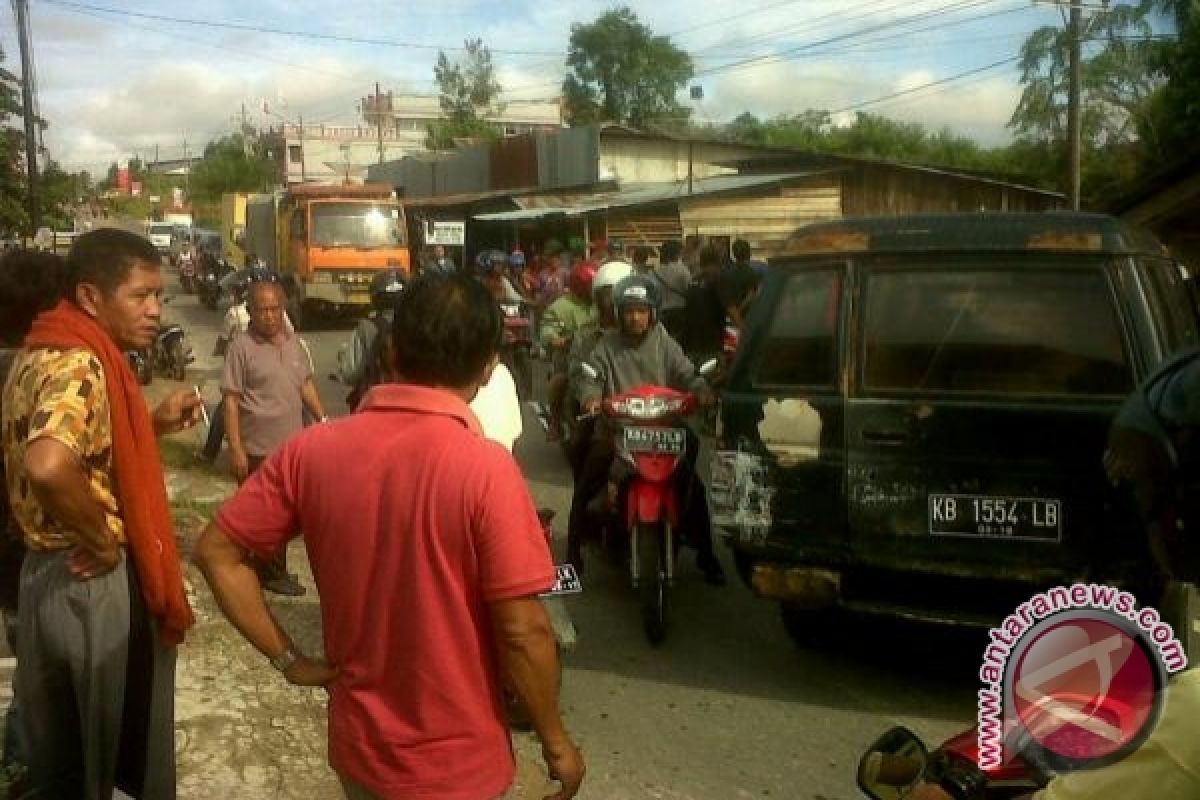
[0,45,29,234]
[562,7,694,128]
[1143,0,1200,163]
[188,133,274,204]
[1008,1,1167,203]
[427,38,502,150]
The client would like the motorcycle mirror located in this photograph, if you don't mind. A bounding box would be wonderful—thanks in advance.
[698,358,719,377]
[856,727,928,800]
[580,362,599,381]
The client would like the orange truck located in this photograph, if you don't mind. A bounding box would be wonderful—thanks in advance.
[244,183,410,326]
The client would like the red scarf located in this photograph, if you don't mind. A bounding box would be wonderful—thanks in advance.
[25,301,194,645]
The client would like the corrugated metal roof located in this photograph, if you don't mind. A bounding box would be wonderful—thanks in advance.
[473,172,830,221]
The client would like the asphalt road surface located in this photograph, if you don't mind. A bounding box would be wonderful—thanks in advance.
[164,267,986,800]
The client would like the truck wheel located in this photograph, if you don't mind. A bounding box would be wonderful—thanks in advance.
[732,549,756,591]
[780,601,837,648]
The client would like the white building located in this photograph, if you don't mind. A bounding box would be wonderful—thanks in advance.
[270,92,563,185]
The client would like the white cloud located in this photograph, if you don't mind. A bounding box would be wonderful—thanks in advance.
[9,0,1057,172]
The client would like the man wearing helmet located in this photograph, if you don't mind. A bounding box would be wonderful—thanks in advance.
[568,273,726,585]
[540,263,597,442]
[339,268,407,409]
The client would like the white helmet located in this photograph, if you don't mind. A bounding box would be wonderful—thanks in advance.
[592,260,634,301]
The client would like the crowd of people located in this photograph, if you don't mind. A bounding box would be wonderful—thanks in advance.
[0,227,770,799]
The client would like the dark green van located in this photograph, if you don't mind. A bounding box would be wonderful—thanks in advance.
[711,213,1200,642]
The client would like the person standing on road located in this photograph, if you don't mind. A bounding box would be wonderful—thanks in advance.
[195,274,584,800]
[222,280,326,596]
[0,249,68,769]
[2,228,200,799]
[718,239,762,330]
[648,240,691,342]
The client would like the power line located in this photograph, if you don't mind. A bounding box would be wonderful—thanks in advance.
[695,0,1011,77]
[827,55,1020,114]
[39,0,563,56]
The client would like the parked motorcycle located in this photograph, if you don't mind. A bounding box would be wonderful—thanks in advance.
[499,300,535,402]
[178,249,196,293]
[857,726,1044,800]
[579,359,718,644]
[152,324,193,381]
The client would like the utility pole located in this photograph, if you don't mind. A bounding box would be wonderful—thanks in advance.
[298,114,307,182]
[154,143,160,168]
[16,0,40,234]
[375,82,385,164]
[182,138,190,198]
[1066,0,1083,210]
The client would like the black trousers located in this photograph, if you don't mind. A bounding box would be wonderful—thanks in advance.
[567,428,716,562]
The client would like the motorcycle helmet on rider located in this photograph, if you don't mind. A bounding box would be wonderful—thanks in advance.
[612,274,661,336]
[590,260,634,324]
[474,249,508,277]
[568,262,598,299]
[369,268,407,313]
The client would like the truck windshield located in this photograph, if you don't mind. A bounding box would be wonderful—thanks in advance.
[310,203,405,248]
[149,224,173,237]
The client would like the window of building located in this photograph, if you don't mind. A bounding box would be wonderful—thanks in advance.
[288,145,303,164]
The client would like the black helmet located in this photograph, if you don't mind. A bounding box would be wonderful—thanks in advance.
[369,268,407,311]
[613,274,661,323]
[474,249,508,277]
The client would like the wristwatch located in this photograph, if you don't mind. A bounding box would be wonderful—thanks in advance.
[269,646,299,673]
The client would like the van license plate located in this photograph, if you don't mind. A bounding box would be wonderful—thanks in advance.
[623,426,686,455]
[929,494,1061,541]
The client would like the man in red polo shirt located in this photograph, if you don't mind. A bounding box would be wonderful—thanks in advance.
[194,276,584,800]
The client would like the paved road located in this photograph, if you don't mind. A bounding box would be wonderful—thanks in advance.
[163,269,988,799]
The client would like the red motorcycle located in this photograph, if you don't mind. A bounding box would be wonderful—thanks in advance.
[858,725,1044,800]
[582,360,717,644]
[499,300,535,402]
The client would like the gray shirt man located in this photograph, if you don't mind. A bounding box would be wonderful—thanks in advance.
[578,323,706,406]
[221,329,312,458]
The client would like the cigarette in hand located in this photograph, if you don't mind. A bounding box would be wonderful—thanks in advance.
[194,385,210,428]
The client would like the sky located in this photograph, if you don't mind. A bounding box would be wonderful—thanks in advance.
[1,0,1078,175]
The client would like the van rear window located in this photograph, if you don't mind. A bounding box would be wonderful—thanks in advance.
[751,270,840,389]
[863,268,1132,397]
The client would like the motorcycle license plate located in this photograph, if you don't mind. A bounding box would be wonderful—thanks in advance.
[623,426,686,455]
[929,493,1061,541]
[542,564,583,596]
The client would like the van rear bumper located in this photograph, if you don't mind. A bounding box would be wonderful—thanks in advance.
[741,555,1127,628]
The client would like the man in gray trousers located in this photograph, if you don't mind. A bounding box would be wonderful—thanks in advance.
[2,229,201,798]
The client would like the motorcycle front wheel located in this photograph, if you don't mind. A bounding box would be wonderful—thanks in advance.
[637,521,669,645]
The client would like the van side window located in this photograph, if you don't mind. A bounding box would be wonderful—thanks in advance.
[750,270,840,389]
[863,269,1133,396]
[1141,258,1199,353]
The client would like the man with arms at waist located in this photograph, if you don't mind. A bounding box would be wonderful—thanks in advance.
[195,275,584,800]
[2,228,200,798]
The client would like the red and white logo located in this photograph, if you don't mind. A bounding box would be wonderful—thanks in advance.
[1004,610,1165,770]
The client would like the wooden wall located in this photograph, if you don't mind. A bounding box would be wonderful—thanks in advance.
[678,178,843,256]
[841,163,1061,216]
